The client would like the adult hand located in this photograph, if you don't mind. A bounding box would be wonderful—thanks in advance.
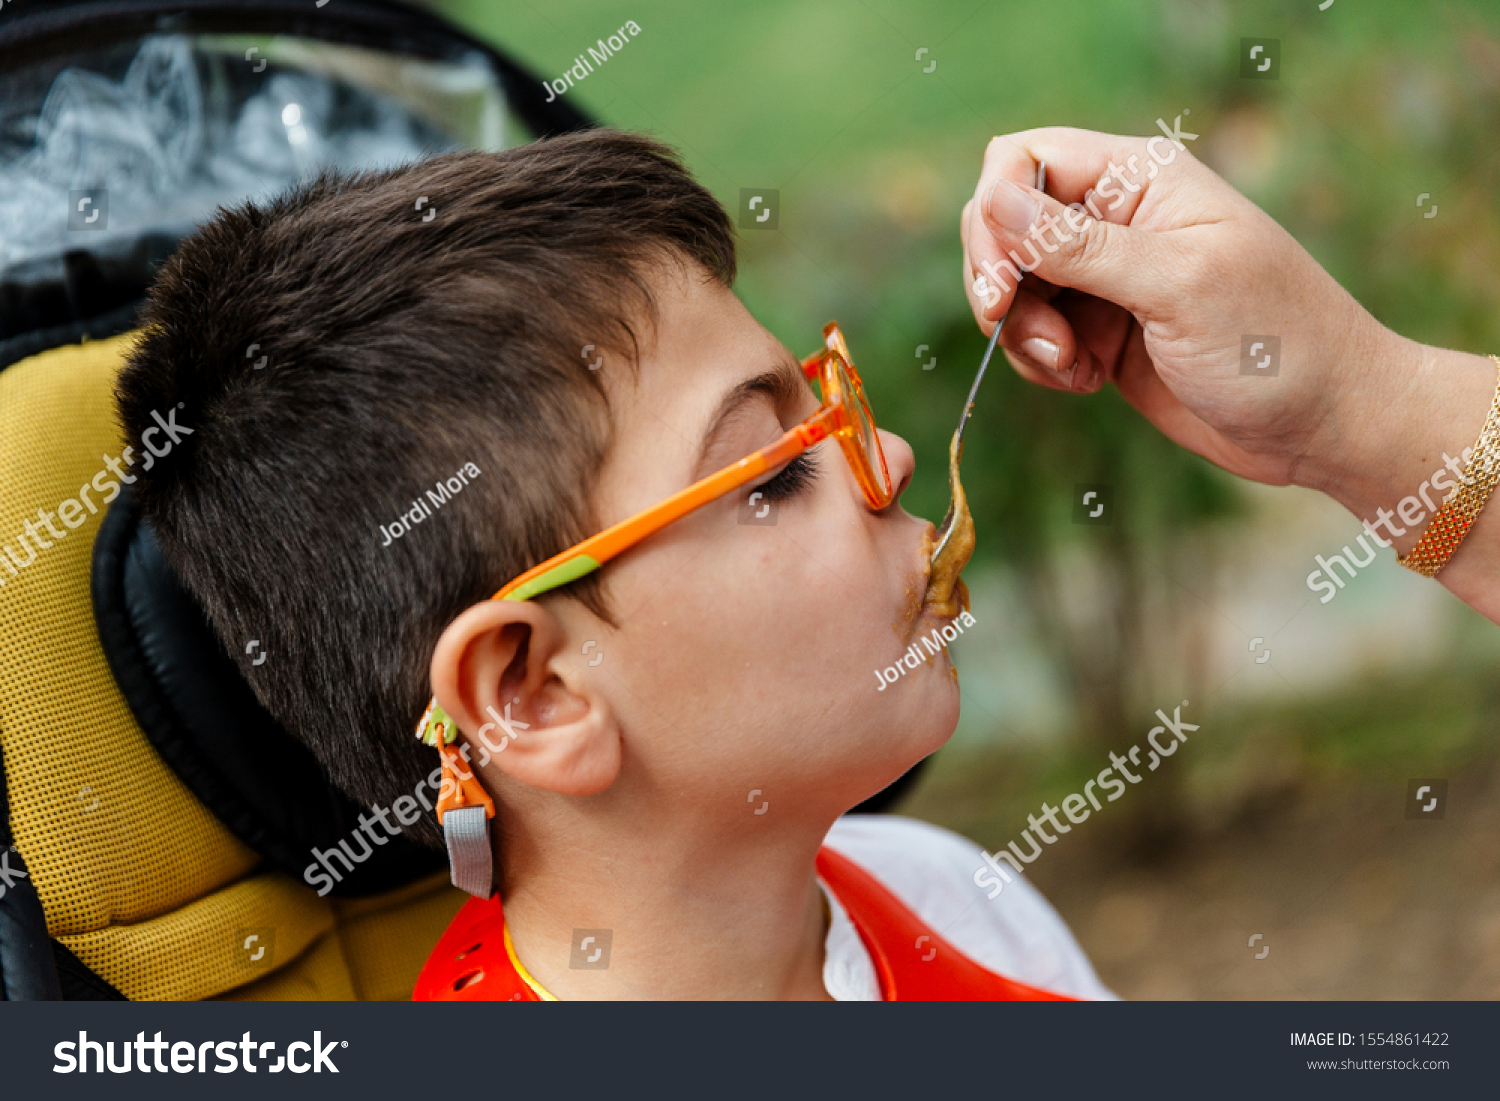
[960,126,1500,619]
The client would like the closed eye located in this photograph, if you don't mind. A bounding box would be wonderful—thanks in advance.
[752,449,820,503]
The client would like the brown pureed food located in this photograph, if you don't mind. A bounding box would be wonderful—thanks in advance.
[924,427,972,617]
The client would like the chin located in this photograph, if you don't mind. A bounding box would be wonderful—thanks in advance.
[917,667,962,753]
[886,667,961,776]
[821,683,951,812]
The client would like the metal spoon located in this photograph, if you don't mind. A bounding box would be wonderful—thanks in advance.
[934,160,1046,560]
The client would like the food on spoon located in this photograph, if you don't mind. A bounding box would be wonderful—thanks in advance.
[924,426,973,617]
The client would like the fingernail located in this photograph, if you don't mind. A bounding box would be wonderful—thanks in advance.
[1062,359,1079,389]
[1020,337,1062,371]
[984,176,1040,234]
[1071,355,1098,392]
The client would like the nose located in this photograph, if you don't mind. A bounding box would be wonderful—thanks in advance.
[875,428,915,507]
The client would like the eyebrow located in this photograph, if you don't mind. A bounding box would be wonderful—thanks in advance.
[693,356,807,477]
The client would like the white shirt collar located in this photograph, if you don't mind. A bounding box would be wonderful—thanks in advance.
[820,877,882,1001]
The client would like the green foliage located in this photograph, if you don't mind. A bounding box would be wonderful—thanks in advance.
[907,662,1500,849]
[441,0,1499,573]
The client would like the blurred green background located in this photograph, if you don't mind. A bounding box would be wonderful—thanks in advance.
[436,0,1500,998]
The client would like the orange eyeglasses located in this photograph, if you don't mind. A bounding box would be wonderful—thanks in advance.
[416,322,892,818]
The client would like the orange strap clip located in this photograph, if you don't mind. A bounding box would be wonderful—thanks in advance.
[435,735,496,826]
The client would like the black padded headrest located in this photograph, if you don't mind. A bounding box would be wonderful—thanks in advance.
[91,486,444,897]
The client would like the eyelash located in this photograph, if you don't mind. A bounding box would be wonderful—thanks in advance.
[753,450,821,503]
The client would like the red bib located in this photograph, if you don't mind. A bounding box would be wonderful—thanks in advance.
[413,846,1073,1001]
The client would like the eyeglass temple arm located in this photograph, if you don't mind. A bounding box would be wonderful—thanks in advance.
[501,336,837,606]
[496,416,832,603]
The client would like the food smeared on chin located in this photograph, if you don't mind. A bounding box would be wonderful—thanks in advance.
[895,544,926,637]
[924,428,973,618]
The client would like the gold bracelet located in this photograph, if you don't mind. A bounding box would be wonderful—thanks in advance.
[1397,355,1500,577]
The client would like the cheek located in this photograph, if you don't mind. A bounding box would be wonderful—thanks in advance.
[625,529,855,695]
[606,495,902,724]
[733,523,896,684]
[704,536,845,666]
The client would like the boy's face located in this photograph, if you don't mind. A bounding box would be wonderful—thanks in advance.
[546,265,961,824]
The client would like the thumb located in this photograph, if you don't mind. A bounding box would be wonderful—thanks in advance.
[979,174,1170,319]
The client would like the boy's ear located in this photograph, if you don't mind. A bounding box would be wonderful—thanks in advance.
[429,599,620,796]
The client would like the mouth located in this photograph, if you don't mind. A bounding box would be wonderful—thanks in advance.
[920,547,969,623]
[893,525,967,641]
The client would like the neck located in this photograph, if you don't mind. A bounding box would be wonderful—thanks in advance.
[496,809,836,1000]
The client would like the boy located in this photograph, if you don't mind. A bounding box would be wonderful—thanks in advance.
[117,130,1111,1000]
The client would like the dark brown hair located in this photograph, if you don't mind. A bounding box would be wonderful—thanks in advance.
[117,130,737,848]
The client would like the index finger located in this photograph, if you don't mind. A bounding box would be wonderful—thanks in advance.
[963,127,1185,324]
[975,127,1161,212]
